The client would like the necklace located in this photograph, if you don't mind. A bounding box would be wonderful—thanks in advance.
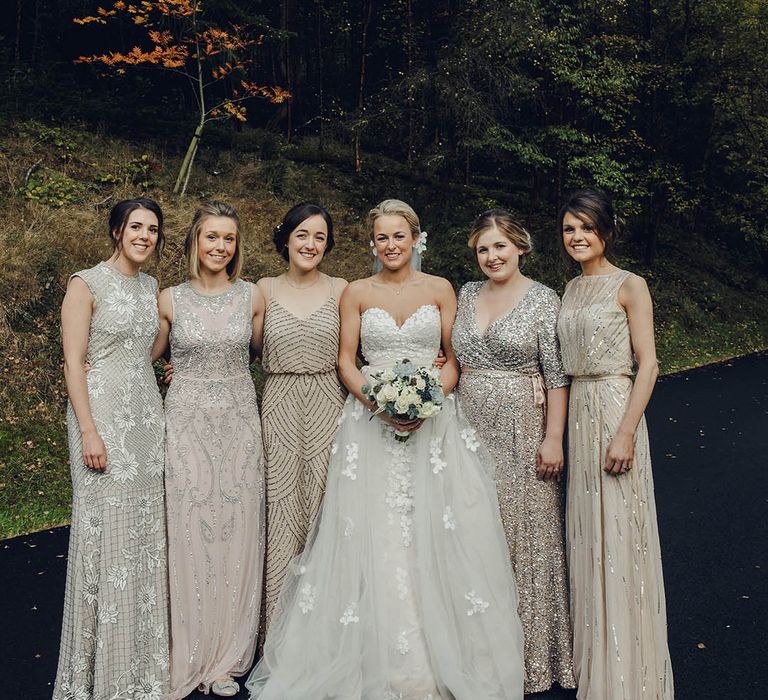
[283,273,322,290]
[381,274,414,296]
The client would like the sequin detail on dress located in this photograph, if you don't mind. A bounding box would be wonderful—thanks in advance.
[558,271,674,699]
[164,280,264,698]
[260,281,347,636]
[53,263,170,700]
[452,280,576,693]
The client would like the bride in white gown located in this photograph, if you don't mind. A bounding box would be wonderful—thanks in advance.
[246,200,524,700]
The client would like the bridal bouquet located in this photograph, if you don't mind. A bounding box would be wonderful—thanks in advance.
[362,359,444,441]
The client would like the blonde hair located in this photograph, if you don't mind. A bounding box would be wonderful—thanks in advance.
[184,201,243,281]
[367,199,420,239]
[468,209,532,257]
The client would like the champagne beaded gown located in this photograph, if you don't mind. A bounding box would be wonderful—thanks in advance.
[165,280,264,698]
[53,262,170,700]
[246,303,525,699]
[557,270,673,700]
[452,280,575,693]
[260,278,347,633]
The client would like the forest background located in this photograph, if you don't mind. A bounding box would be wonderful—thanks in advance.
[1,0,767,539]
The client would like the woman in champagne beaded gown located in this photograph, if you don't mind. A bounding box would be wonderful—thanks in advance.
[246,199,524,700]
[452,210,575,694]
[154,202,266,698]
[54,199,170,700]
[257,202,348,636]
[556,190,673,699]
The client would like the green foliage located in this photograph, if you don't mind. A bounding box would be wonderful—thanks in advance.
[21,168,86,207]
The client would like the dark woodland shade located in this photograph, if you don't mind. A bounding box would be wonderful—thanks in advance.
[273,202,335,262]
[108,198,165,258]
[558,190,618,258]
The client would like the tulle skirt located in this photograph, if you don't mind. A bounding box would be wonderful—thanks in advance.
[246,393,525,700]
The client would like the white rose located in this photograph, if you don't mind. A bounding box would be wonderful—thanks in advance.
[380,369,396,382]
[394,394,412,414]
[419,401,441,418]
[415,377,426,390]
[377,384,398,403]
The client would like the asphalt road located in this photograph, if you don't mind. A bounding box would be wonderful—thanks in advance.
[3,351,766,699]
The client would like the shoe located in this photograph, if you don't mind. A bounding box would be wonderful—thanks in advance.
[211,677,239,697]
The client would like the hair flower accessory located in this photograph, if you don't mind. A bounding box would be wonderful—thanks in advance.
[369,240,377,257]
[414,230,428,255]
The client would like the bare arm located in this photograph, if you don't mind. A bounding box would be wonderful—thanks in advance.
[250,282,266,358]
[537,387,568,480]
[151,288,172,363]
[337,282,372,406]
[434,278,460,394]
[61,276,107,471]
[604,274,659,474]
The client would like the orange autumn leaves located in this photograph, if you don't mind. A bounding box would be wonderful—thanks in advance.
[72,1,289,108]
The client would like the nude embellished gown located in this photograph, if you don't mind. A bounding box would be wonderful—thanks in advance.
[452,280,575,693]
[557,270,674,699]
[165,280,264,698]
[260,279,347,632]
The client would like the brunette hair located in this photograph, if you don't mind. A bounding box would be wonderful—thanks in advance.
[367,199,420,239]
[467,209,532,260]
[108,198,165,258]
[558,189,619,257]
[273,202,334,262]
[184,201,242,280]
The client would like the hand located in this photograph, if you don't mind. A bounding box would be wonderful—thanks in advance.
[81,428,107,471]
[379,412,424,434]
[434,349,447,370]
[604,430,635,475]
[163,361,174,385]
[536,436,564,481]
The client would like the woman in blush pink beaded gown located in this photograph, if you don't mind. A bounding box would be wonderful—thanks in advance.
[154,202,266,699]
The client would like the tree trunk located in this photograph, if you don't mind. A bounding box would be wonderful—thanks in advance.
[174,122,204,195]
[354,0,374,175]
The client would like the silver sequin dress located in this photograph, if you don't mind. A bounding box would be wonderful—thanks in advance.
[53,262,170,700]
[557,270,673,699]
[452,280,576,693]
[165,280,264,698]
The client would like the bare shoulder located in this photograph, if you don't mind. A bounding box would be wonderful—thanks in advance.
[66,274,93,298]
[343,277,371,298]
[330,275,349,297]
[421,273,455,299]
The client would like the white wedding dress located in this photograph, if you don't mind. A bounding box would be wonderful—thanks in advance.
[246,304,525,700]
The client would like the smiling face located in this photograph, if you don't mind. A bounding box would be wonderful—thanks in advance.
[286,214,329,272]
[114,208,159,266]
[562,211,606,264]
[475,226,524,282]
[372,214,415,271]
[197,215,238,275]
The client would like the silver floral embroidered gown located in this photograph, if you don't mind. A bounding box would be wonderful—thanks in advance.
[452,281,575,693]
[247,303,525,700]
[165,280,264,698]
[558,271,673,699]
[53,262,170,700]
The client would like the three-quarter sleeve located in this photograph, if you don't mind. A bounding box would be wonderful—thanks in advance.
[537,289,569,389]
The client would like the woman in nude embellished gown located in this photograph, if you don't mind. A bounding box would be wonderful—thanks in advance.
[556,190,673,699]
[452,210,575,694]
[54,199,170,700]
[257,203,348,635]
[154,202,266,698]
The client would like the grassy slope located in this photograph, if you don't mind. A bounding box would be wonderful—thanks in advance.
[1,119,767,538]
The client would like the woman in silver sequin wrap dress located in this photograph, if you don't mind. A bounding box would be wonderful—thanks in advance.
[156,203,266,698]
[556,190,673,700]
[54,199,170,700]
[452,211,575,694]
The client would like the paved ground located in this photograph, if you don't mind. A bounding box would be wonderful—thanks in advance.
[3,351,766,699]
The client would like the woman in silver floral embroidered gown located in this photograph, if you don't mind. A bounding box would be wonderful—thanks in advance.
[54,199,170,700]
[452,210,575,694]
[155,202,266,699]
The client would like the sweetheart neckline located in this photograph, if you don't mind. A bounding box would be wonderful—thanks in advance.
[361,304,439,330]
